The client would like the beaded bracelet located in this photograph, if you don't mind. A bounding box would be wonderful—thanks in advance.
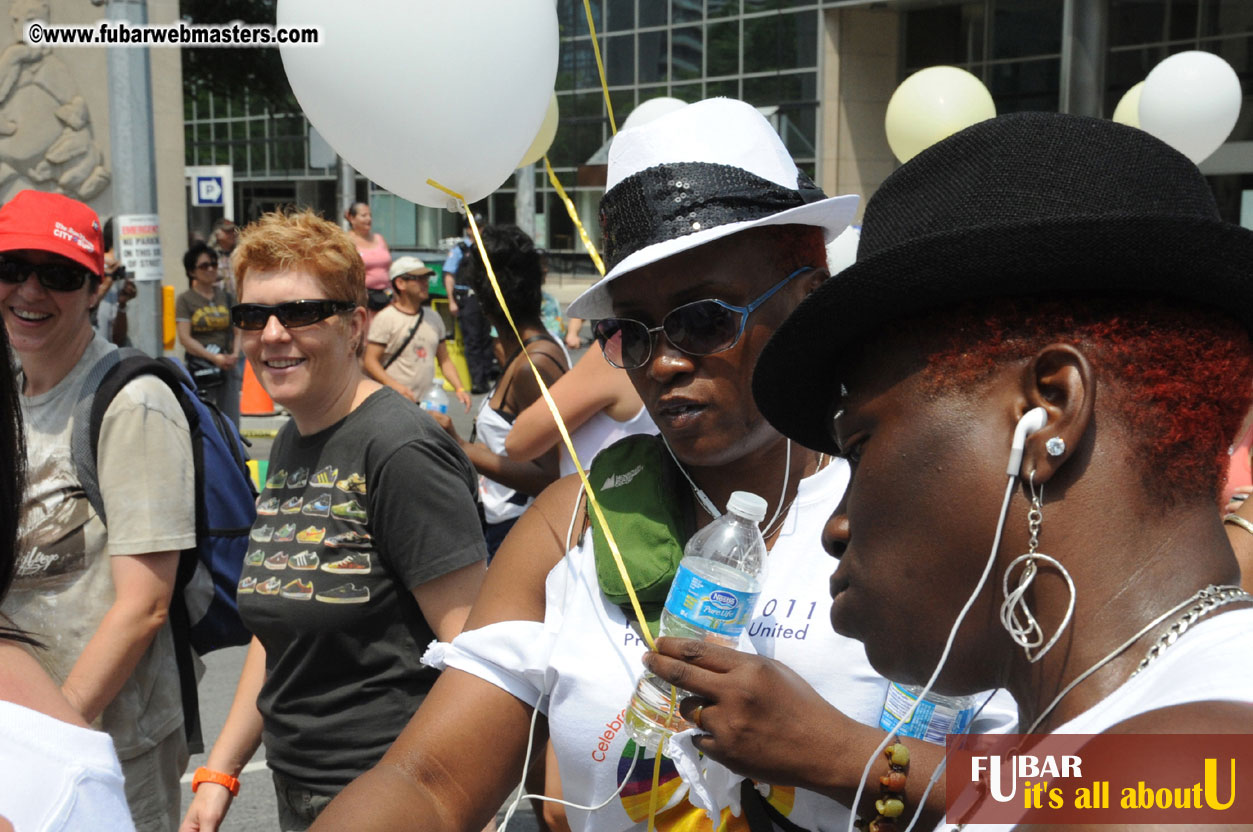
[856,742,910,832]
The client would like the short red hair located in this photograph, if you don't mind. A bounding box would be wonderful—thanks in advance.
[894,296,1253,506]
[233,209,367,308]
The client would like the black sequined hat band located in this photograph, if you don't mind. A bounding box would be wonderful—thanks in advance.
[598,162,827,272]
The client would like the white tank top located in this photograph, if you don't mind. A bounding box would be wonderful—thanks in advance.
[559,406,659,478]
[429,460,1018,831]
[474,399,529,525]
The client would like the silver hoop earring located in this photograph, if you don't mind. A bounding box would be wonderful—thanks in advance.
[999,472,1076,663]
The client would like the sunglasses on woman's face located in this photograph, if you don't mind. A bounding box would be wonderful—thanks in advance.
[0,256,93,292]
[593,266,814,370]
[230,299,357,330]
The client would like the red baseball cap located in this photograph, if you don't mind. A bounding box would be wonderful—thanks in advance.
[0,190,105,277]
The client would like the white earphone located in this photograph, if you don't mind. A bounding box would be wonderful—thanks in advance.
[1006,406,1048,478]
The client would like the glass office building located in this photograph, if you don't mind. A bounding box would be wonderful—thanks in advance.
[185,1,1253,266]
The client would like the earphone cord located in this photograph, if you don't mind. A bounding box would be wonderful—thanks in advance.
[844,475,1018,832]
[662,434,793,534]
[498,488,642,830]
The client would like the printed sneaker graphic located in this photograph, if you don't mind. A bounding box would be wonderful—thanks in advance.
[335,472,367,495]
[237,576,257,594]
[321,552,371,575]
[280,496,304,514]
[295,526,326,544]
[256,497,280,516]
[281,579,313,601]
[310,466,339,487]
[324,530,373,550]
[265,468,288,489]
[264,552,289,571]
[330,499,367,525]
[316,583,370,604]
[287,467,309,489]
[245,549,265,566]
[251,525,275,543]
[301,493,332,517]
[256,577,282,596]
[274,523,297,542]
[289,551,320,570]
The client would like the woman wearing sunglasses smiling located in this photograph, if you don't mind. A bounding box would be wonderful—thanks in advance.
[314,99,1013,832]
[182,210,488,832]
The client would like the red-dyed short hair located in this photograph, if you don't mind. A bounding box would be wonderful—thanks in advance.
[763,224,828,275]
[233,209,367,308]
[894,296,1253,505]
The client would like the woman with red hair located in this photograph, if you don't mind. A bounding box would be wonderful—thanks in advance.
[687,111,1253,830]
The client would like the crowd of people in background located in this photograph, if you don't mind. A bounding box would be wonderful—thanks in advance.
[3,95,1253,832]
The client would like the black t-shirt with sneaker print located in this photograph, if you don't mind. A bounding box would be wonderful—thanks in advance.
[237,387,488,793]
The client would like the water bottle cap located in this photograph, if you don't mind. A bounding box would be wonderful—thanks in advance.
[726,491,767,523]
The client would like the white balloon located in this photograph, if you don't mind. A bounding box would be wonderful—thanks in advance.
[884,66,996,164]
[621,97,688,131]
[1139,51,1242,164]
[1111,81,1144,128]
[278,0,558,208]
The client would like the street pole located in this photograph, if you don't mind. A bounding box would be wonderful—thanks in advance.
[515,164,536,240]
[106,0,161,357]
[338,157,356,228]
[1059,0,1107,118]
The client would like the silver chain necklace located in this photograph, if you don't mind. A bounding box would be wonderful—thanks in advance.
[946,583,1251,831]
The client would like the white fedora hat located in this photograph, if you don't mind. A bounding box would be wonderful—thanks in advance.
[566,97,859,320]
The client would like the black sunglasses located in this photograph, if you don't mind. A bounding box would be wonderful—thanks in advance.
[593,266,814,370]
[0,257,93,292]
[231,299,357,331]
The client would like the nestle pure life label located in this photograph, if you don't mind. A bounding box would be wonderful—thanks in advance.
[664,561,756,637]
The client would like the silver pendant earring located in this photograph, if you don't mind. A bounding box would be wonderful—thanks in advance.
[999,472,1076,663]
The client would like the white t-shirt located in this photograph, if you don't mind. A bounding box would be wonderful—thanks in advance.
[432,460,1017,831]
[4,335,196,760]
[939,607,1253,832]
[0,699,135,831]
[367,304,448,402]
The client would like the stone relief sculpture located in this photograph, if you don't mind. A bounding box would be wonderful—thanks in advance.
[0,0,109,202]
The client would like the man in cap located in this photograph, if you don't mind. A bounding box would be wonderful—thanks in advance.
[0,190,195,831]
[364,255,472,410]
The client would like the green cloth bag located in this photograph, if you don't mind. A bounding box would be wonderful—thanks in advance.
[587,434,695,636]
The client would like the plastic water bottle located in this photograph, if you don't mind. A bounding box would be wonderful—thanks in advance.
[625,490,768,750]
[421,385,449,415]
[879,682,977,744]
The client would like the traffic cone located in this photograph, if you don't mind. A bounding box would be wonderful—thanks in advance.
[241,359,275,416]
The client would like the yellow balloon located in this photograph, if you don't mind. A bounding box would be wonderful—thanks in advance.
[518,93,559,168]
[1111,81,1143,128]
[884,66,996,164]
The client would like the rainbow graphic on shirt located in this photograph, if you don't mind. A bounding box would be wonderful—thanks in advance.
[616,740,795,831]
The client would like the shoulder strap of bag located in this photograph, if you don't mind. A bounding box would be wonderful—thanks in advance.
[382,307,424,369]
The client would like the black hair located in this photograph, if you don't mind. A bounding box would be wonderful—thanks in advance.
[0,327,37,646]
[462,225,544,328]
[183,241,215,282]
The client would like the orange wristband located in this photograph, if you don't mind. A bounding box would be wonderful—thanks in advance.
[191,766,240,796]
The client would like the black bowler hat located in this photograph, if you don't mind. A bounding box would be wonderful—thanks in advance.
[753,111,1253,454]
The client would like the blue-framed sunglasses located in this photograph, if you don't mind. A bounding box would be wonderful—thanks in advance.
[593,265,815,370]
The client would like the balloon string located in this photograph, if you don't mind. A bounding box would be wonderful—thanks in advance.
[582,0,617,135]
[426,178,654,655]
[544,156,605,277]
